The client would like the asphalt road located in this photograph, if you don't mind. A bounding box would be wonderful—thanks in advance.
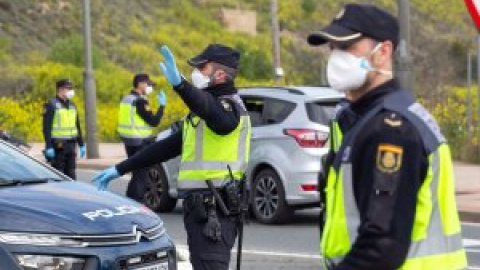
[79,169,480,270]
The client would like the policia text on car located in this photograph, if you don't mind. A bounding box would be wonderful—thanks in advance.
[310,3,467,270]
[42,79,86,180]
[93,43,251,270]
[117,73,166,202]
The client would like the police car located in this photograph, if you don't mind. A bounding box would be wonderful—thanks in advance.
[0,139,176,269]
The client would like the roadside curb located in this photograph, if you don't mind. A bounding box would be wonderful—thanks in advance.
[77,162,113,171]
[459,211,480,223]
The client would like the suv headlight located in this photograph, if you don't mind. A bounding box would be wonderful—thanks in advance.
[16,255,85,270]
[0,233,83,247]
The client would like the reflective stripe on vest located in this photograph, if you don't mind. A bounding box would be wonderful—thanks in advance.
[51,99,78,139]
[328,102,348,154]
[329,121,343,153]
[321,90,467,270]
[117,94,152,139]
[178,95,251,190]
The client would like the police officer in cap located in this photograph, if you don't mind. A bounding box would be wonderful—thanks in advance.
[94,44,251,270]
[43,79,86,179]
[117,73,166,202]
[308,4,467,270]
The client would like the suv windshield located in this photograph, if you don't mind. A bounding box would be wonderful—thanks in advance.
[0,141,65,183]
[305,101,338,125]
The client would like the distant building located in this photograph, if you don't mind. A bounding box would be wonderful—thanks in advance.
[220,9,257,36]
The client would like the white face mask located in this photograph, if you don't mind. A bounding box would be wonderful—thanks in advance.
[145,85,154,95]
[191,68,211,90]
[65,89,75,99]
[326,43,391,93]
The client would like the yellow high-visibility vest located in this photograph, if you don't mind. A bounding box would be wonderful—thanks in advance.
[178,95,251,190]
[51,99,78,139]
[117,94,152,140]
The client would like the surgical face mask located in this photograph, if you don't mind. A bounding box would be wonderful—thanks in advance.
[191,68,211,90]
[327,43,391,93]
[65,89,75,99]
[145,85,154,95]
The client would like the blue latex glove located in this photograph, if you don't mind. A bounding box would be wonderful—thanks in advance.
[159,46,182,87]
[45,148,55,159]
[93,167,120,191]
[157,90,167,106]
[79,146,87,158]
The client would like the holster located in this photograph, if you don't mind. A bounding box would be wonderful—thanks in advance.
[184,193,208,223]
[221,179,242,216]
[202,197,222,242]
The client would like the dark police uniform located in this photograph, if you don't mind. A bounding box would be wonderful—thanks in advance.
[118,75,164,202]
[309,4,466,270]
[42,81,84,180]
[114,45,247,270]
[329,80,427,269]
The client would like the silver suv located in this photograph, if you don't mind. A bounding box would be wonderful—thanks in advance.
[143,86,343,224]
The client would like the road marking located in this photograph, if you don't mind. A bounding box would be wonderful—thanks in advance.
[463,222,480,227]
[177,245,322,259]
[464,239,480,247]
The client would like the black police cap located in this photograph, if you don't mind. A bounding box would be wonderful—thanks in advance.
[188,44,240,69]
[133,73,154,87]
[308,4,399,48]
[56,79,72,89]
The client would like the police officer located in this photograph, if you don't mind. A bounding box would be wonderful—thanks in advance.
[308,4,467,270]
[117,74,166,202]
[43,79,85,179]
[94,44,250,270]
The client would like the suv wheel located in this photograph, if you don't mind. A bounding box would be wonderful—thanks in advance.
[252,168,292,224]
[144,165,177,212]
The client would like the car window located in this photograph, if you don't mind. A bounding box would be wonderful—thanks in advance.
[242,97,265,127]
[305,101,338,125]
[0,142,65,182]
[242,96,295,126]
[262,98,296,125]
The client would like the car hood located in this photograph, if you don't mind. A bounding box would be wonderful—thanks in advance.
[0,181,161,235]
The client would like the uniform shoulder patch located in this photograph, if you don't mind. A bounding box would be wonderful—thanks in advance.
[221,99,232,111]
[376,143,403,173]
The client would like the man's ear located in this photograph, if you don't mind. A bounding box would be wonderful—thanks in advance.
[381,41,394,63]
[214,69,226,83]
[373,41,393,68]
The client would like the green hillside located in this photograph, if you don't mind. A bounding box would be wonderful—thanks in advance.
[0,0,478,161]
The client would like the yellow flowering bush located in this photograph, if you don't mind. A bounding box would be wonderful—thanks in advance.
[430,86,479,162]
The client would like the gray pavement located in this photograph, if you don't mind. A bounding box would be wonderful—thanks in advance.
[30,142,480,222]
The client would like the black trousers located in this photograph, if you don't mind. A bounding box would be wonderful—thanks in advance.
[50,140,77,180]
[124,143,149,202]
[183,197,238,270]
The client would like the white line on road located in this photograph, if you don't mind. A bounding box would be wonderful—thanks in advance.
[464,239,480,247]
[177,245,322,259]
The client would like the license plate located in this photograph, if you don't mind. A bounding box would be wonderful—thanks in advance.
[131,262,169,270]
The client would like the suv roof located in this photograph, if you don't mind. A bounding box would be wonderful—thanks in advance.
[239,86,344,101]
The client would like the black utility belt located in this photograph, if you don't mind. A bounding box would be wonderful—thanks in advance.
[52,139,77,143]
